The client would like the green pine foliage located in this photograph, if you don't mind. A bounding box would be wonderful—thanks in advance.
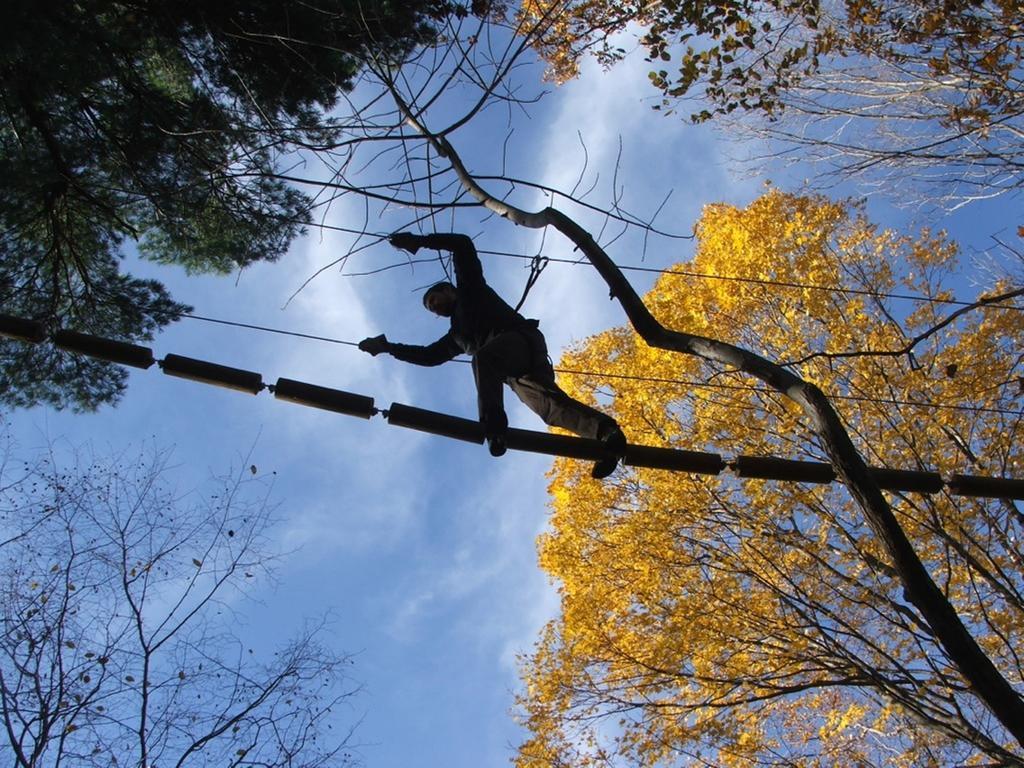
[0,0,457,410]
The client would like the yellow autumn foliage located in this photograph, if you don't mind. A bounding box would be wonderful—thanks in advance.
[517,191,1024,766]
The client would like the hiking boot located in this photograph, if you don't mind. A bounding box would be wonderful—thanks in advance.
[486,429,507,457]
[591,426,627,479]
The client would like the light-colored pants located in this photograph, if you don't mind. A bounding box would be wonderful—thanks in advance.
[471,326,615,439]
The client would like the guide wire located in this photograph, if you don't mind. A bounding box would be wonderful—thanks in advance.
[179,313,1023,418]
[476,249,1024,313]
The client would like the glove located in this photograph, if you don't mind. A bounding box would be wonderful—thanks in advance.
[388,232,423,254]
[358,334,391,356]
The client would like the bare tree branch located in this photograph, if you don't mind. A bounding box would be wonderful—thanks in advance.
[784,285,1024,366]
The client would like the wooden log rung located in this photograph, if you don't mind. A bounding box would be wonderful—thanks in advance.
[160,354,263,394]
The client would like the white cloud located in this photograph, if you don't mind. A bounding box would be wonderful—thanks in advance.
[375,446,560,698]
[511,45,766,354]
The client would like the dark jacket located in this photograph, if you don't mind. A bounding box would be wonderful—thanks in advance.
[388,234,535,366]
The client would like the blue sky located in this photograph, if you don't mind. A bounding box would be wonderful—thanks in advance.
[4,30,1021,768]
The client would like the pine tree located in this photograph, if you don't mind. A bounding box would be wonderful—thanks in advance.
[0,0,458,410]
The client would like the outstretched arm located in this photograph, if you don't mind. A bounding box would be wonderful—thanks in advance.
[389,232,483,287]
[358,332,460,367]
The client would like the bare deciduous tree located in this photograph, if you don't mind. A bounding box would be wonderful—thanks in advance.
[0,441,359,768]
[507,0,1024,211]
[732,50,1024,211]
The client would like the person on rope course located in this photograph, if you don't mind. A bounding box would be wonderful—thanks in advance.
[358,232,628,479]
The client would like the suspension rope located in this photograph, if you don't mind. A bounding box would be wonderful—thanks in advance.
[282,219,1021,313]
[475,249,1024,313]
[182,313,360,347]
[178,313,1022,417]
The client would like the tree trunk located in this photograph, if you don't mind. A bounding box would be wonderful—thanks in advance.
[416,123,1024,745]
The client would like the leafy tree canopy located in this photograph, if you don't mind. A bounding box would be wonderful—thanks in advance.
[517,191,1024,766]
[520,0,1023,125]
[0,0,458,411]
